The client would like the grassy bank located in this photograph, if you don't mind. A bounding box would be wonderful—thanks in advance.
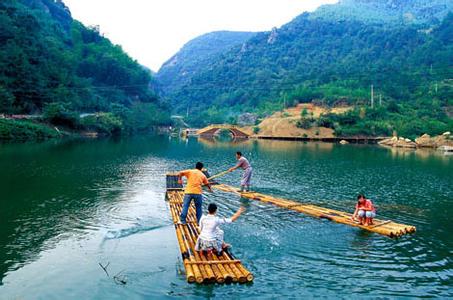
[0,119,61,141]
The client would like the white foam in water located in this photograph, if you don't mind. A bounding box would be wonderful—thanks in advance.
[104,221,170,240]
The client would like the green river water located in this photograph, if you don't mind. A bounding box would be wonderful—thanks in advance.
[0,135,452,299]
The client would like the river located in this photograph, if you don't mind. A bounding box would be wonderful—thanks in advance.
[0,136,452,299]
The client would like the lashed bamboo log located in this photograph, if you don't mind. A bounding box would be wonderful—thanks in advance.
[212,183,416,237]
[166,186,253,284]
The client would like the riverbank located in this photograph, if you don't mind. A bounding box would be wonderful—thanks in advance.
[378,132,453,150]
[0,119,64,141]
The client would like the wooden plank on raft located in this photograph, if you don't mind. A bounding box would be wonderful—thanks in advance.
[212,183,416,238]
[165,175,253,284]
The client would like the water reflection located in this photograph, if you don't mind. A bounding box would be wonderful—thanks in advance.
[0,135,452,298]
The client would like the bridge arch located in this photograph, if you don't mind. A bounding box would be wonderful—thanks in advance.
[197,124,249,138]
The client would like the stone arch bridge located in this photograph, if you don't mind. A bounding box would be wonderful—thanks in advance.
[197,124,249,138]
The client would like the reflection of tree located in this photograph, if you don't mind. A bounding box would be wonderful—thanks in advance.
[255,140,334,153]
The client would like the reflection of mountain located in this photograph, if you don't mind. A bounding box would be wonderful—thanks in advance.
[0,137,170,284]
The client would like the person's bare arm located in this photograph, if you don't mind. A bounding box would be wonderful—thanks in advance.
[203,177,213,192]
[231,206,246,222]
[351,207,358,220]
[228,166,239,172]
[177,171,186,185]
[205,182,213,192]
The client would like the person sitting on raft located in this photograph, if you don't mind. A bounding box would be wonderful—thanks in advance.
[195,203,245,255]
[351,194,376,226]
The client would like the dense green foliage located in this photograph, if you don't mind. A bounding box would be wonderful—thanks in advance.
[157,0,452,136]
[157,31,254,98]
[314,102,453,139]
[0,0,170,140]
[0,119,60,140]
[311,0,453,25]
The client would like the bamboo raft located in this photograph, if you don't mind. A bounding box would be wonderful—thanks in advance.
[212,183,416,238]
[165,175,253,284]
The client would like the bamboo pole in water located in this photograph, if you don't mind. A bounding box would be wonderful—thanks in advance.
[212,184,416,238]
[174,226,196,283]
[184,223,226,283]
[176,192,240,283]
[170,202,203,283]
[189,221,245,283]
[166,189,253,283]
[173,201,216,283]
[169,200,204,283]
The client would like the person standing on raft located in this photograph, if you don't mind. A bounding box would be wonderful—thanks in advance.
[351,194,376,226]
[228,151,252,192]
[178,162,212,225]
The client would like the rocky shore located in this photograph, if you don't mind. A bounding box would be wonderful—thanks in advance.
[378,132,452,150]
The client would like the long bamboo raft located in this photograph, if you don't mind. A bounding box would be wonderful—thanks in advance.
[165,175,253,284]
[212,183,416,238]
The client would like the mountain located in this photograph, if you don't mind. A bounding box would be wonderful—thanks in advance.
[155,0,452,137]
[312,0,453,25]
[156,31,255,102]
[0,0,170,137]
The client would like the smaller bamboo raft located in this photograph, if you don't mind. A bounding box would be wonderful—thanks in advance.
[212,184,416,238]
[165,175,253,284]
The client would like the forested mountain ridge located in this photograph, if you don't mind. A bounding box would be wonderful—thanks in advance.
[157,31,255,98]
[0,0,170,139]
[312,0,453,25]
[156,0,452,137]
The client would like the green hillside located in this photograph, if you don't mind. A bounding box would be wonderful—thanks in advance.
[156,0,452,137]
[312,0,453,25]
[0,0,170,139]
[157,31,255,101]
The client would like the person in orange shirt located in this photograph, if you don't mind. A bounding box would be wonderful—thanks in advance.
[351,194,376,226]
[178,162,212,225]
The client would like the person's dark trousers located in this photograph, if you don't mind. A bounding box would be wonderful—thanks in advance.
[180,194,203,224]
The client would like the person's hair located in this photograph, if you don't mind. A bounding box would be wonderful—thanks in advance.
[208,203,217,214]
[357,194,365,200]
[236,151,242,157]
[195,162,203,170]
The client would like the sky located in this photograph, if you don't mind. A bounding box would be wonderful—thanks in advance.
[64,0,338,72]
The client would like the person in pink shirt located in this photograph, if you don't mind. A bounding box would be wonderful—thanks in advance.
[351,194,376,226]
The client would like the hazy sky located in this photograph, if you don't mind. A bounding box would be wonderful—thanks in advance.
[64,0,338,71]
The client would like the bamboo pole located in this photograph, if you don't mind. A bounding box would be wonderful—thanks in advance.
[185,223,226,283]
[187,209,239,283]
[172,208,203,283]
[190,224,244,283]
[174,226,196,283]
[207,170,230,181]
[212,183,416,238]
[167,189,253,283]
[173,201,214,283]
[181,224,216,283]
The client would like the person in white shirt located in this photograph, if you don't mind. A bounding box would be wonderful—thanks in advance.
[195,203,245,255]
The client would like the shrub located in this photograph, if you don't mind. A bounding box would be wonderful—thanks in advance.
[301,108,308,117]
[43,103,80,129]
[0,119,59,141]
[296,117,314,129]
[253,126,260,134]
[80,113,123,135]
